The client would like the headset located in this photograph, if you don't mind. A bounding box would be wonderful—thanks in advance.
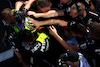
[67,2,85,27]
[75,2,94,44]
[75,2,84,20]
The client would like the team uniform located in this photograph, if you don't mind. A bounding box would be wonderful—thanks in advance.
[76,32,100,67]
[7,31,51,67]
[51,0,92,10]
[58,51,90,67]
[64,8,100,66]
[64,8,100,26]
[2,9,51,67]
[82,9,100,24]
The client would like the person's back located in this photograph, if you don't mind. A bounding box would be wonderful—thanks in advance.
[16,29,51,66]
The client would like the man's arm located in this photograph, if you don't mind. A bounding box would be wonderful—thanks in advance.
[15,0,35,11]
[88,0,95,10]
[28,18,68,29]
[28,10,65,18]
[89,4,95,10]
[13,48,29,67]
[15,1,24,11]
[24,0,35,11]
[49,26,74,51]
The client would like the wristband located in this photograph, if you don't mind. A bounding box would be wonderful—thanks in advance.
[15,10,19,13]
[23,7,28,11]
[19,59,23,63]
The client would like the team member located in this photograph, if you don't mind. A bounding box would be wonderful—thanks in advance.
[1,8,16,44]
[49,23,100,66]
[9,29,50,67]
[51,0,95,10]
[58,50,90,67]
[28,2,100,24]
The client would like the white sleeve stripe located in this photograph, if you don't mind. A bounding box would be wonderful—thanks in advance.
[89,11,98,17]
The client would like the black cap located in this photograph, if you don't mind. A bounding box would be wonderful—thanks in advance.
[59,50,79,62]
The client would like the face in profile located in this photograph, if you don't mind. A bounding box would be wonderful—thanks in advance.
[69,4,79,18]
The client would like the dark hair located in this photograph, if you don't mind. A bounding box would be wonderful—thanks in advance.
[69,23,86,34]
[60,50,79,62]
[89,22,100,39]
[37,0,52,8]
[19,29,35,42]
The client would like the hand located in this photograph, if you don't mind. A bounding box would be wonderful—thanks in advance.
[15,10,27,23]
[49,25,58,36]
[28,17,40,29]
[21,10,27,19]
[27,11,36,16]
[24,1,28,4]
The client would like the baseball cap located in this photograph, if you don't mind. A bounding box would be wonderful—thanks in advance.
[59,50,79,62]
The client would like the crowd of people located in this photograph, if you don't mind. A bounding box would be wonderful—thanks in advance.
[0,0,100,67]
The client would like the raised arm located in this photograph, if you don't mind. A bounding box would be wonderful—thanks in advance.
[28,10,65,18]
[24,0,35,11]
[15,0,35,11]
[28,18,68,29]
[15,1,24,11]
[49,26,74,51]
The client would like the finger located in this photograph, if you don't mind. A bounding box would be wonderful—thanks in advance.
[28,19,35,24]
[27,12,30,15]
[28,23,34,26]
[27,21,32,23]
[49,26,52,30]
[27,11,31,15]
[51,25,55,29]
[35,27,39,29]
[28,17,34,21]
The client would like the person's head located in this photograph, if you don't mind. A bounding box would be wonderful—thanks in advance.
[60,0,71,4]
[64,28,72,38]
[69,2,85,18]
[1,8,16,24]
[37,0,52,12]
[89,22,100,39]
[19,29,35,45]
[69,23,86,37]
[59,50,79,67]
